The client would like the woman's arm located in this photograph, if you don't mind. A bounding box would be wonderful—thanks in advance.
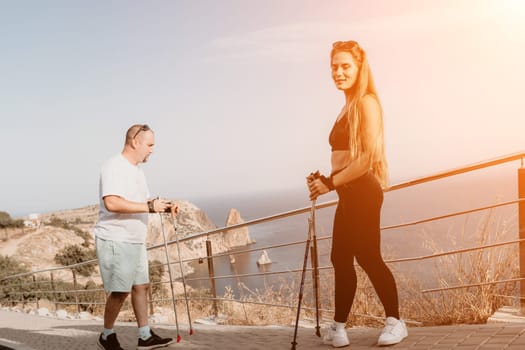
[331,94,382,187]
[307,95,382,200]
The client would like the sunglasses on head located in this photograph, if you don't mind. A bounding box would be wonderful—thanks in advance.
[132,124,150,139]
[332,40,359,49]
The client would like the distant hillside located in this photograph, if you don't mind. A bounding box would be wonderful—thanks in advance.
[0,200,252,282]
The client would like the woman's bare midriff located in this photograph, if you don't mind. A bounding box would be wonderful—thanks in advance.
[331,150,369,182]
[331,150,351,174]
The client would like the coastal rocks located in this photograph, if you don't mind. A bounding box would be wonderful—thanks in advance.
[78,311,92,320]
[146,200,217,279]
[7,305,100,321]
[194,313,229,325]
[37,307,51,317]
[146,201,253,281]
[56,309,68,319]
[224,208,253,248]
[256,250,272,266]
[149,312,169,324]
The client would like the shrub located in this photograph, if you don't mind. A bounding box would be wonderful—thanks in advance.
[149,259,165,297]
[0,211,23,229]
[54,244,97,277]
[0,255,31,303]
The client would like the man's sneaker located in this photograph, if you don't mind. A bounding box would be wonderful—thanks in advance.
[137,330,174,350]
[98,333,124,350]
[377,317,408,346]
[322,323,350,348]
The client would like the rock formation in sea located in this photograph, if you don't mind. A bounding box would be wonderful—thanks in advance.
[223,208,254,248]
[134,201,254,279]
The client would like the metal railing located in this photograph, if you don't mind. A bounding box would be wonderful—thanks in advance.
[1,151,525,322]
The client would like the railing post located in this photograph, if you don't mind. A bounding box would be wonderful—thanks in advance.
[20,280,24,307]
[50,272,57,311]
[72,269,80,313]
[148,284,154,315]
[33,275,39,309]
[206,238,218,317]
[518,167,525,314]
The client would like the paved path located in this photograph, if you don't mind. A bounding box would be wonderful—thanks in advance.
[1,310,525,349]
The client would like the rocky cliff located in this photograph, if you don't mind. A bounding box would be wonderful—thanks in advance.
[145,200,253,277]
[0,201,252,282]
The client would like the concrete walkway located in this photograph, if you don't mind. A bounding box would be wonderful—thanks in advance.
[1,310,525,350]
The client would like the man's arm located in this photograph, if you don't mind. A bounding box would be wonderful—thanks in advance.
[103,195,172,213]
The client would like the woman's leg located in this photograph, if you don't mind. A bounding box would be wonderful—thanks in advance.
[355,248,399,318]
[333,258,358,322]
[352,177,400,319]
[331,203,358,323]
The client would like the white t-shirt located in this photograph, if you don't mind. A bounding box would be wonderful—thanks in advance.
[93,153,150,243]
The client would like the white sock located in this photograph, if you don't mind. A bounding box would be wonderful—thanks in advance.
[335,321,346,330]
[138,325,151,340]
[102,328,114,340]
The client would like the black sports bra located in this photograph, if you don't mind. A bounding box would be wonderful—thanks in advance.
[329,116,349,151]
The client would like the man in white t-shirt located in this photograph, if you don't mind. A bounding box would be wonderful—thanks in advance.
[94,124,175,350]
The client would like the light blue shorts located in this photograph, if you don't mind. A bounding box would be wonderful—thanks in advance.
[96,237,149,293]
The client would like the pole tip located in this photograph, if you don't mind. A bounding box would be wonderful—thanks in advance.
[177,335,182,343]
[190,328,194,335]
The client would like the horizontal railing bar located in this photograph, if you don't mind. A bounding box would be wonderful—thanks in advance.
[150,296,421,325]
[152,200,337,247]
[491,294,525,301]
[147,235,332,267]
[3,237,515,293]
[53,301,106,306]
[160,152,525,247]
[0,264,98,281]
[9,294,420,325]
[384,151,525,192]
[191,236,331,261]
[152,196,519,268]
[386,238,523,263]
[153,196,521,267]
[383,198,524,231]
[185,238,522,281]
[2,238,518,289]
[4,153,523,281]
[184,266,317,282]
[421,277,525,293]
[6,288,105,296]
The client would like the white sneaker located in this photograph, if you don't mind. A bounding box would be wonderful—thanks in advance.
[323,323,350,348]
[377,317,408,346]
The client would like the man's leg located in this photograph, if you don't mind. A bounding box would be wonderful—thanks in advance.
[131,283,149,328]
[104,292,129,329]
[132,283,173,347]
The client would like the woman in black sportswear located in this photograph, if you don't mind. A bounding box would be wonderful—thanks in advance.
[307,40,407,348]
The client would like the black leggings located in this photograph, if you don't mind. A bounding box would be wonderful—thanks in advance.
[331,171,399,322]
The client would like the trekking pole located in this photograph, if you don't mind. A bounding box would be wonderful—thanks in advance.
[169,207,194,335]
[159,213,182,343]
[291,198,316,350]
[310,199,321,337]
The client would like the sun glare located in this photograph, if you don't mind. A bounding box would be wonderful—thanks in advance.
[491,0,525,17]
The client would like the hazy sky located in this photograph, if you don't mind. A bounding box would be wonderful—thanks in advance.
[1,0,524,216]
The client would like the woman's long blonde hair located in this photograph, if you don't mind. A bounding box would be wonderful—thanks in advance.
[331,41,388,188]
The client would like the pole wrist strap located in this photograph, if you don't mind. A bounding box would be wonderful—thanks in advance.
[147,199,155,213]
